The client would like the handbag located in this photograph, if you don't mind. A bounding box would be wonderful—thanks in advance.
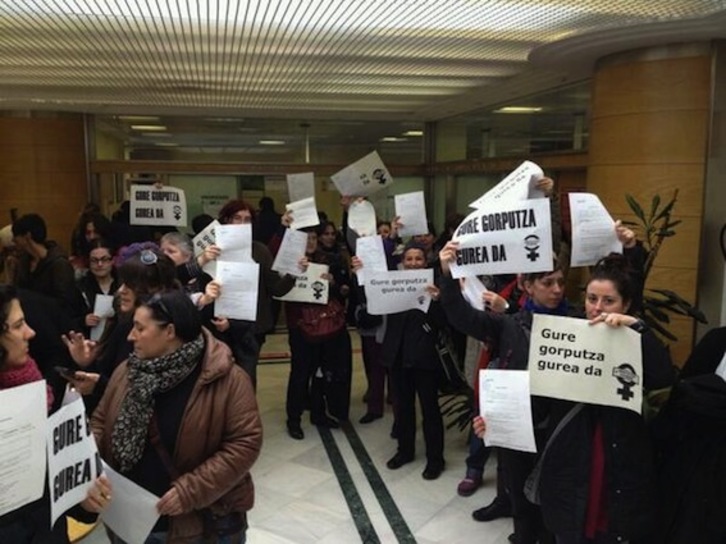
[435,327,468,394]
[297,298,346,343]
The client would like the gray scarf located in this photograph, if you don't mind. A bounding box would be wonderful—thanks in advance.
[111,334,204,473]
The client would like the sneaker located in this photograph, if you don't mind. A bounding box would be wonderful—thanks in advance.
[457,474,483,497]
[472,497,512,522]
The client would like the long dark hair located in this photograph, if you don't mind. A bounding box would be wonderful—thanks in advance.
[0,284,19,367]
[117,248,180,305]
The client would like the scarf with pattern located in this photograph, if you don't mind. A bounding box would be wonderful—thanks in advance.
[111,334,204,473]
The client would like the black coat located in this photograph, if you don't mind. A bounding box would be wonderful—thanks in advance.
[380,300,447,371]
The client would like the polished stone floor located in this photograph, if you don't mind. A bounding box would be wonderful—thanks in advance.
[80,331,514,544]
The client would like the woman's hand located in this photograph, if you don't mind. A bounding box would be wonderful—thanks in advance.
[483,291,509,313]
[81,474,113,513]
[68,371,100,396]
[281,210,293,227]
[211,317,230,332]
[438,240,459,276]
[614,220,637,249]
[472,415,487,439]
[197,245,221,267]
[61,331,100,368]
[588,312,638,328]
[351,256,363,274]
[298,256,309,273]
[390,216,402,239]
[426,284,441,301]
[85,314,101,327]
[534,177,554,196]
[157,487,184,516]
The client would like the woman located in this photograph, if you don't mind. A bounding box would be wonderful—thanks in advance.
[70,210,113,274]
[0,285,109,543]
[62,244,180,411]
[443,245,674,544]
[75,238,120,337]
[91,290,262,543]
[285,227,352,439]
[377,240,448,480]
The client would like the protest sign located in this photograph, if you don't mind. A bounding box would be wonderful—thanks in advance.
[287,172,315,202]
[364,269,433,315]
[0,381,47,517]
[395,191,428,237]
[130,185,187,227]
[569,193,622,267]
[101,462,160,544]
[331,151,393,196]
[271,228,308,277]
[449,198,553,278]
[529,315,643,414]
[46,397,101,525]
[348,199,377,237]
[274,263,329,304]
[286,197,319,230]
[479,369,536,453]
[214,261,260,321]
[469,161,545,209]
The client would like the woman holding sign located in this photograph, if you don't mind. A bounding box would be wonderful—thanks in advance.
[0,285,109,543]
[441,241,674,544]
[92,290,262,543]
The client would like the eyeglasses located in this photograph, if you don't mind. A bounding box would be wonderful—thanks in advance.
[139,249,159,265]
[145,293,172,325]
[89,256,113,265]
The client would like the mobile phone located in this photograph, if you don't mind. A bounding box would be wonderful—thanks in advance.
[54,366,76,381]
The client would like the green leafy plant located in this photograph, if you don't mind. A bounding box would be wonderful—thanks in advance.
[624,189,707,341]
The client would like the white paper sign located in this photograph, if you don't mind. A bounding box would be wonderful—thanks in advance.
[286,197,320,230]
[274,263,330,304]
[450,198,553,278]
[479,369,537,453]
[569,193,622,267]
[715,351,726,382]
[364,269,434,315]
[355,235,389,284]
[331,151,393,196]
[214,261,260,320]
[215,224,253,263]
[271,229,309,277]
[192,219,220,277]
[469,161,545,209]
[46,397,102,525]
[0,381,47,517]
[90,294,115,342]
[287,172,316,202]
[461,276,488,311]
[129,185,187,227]
[529,315,643,413]
[100,462,160,544]
[348,199,377,237]
[395,191,429,237]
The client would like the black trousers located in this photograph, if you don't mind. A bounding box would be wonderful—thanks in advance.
[390,364,444,465]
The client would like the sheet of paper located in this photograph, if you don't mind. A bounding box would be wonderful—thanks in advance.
[90,294,115,342]
[0,381,47,517]
[192,219,220,277]
[355,235,389,284]
[272,228,309,277]
[287,172,315,202]
[569,193,622,267]
[330,151,393,196]
[100,462,160,544]
[529,314,643,414]
[394,191,429,237]
[348,199,377,237]
[479,369,537,453]
[129,184,187,227]
[716,351,726,382]
[274,263,330,304]
[450,198,553,278]
[285,197,320,230]
[364,269,433,315]
[215,224,253,263]
[46,397,101,525]
[214,261,260,320]
[469,161,545,209]
[461,276,488,311]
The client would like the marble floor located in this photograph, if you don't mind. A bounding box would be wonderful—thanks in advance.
[80,331,514,544]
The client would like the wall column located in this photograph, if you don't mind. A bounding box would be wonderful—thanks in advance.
[587,43,712,364]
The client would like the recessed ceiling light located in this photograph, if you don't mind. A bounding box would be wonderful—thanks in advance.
[380,136,408,142]
[131,125,168,131]
[119,116,161,122]
[259,140,286,145]
[493,107,543,114]
[402,130,423,137]
[142,132,172,137]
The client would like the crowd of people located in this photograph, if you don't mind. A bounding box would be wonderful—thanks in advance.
[0,184,724,544]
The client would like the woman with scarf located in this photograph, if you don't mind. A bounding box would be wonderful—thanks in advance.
[0,285,110,543]
[92,290,262,543]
